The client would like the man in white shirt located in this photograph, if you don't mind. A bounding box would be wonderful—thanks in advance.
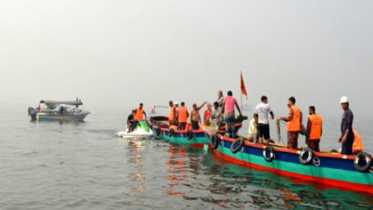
[255,96,275,145]
[248,114,258,142]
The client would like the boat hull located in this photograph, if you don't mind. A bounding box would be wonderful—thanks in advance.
[34,113,89,121]
[204,130,373,194]
[152,123,242,148]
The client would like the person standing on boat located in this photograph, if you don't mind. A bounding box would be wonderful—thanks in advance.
[190,102,207,130]
[168,101,176,126]
[277,97,303,149]
[220,91,242,138]
[127,110,136,133]
[174,101,179,113]
[248,113,259,142]
[131,103,147,132]
[306,106,323,152]
[204,103,212,126]
[255,96,275,145]
[177,102,189,130]
[215,90,224,108]
[339,96,354,155]
[134,103,147,120]
[210,102,223,129]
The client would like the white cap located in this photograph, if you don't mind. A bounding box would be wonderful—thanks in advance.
[174,101,179,105]
[340,96,349,104]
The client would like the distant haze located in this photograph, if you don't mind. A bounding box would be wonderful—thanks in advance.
[1,1,372,118]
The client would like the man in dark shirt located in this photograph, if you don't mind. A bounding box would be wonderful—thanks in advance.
[338,96,354,155]
[127,110,136,133]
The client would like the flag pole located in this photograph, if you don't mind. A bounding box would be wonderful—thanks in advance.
[240,70,243,114]
[241,92,243,114]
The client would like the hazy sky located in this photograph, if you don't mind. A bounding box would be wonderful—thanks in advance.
[1,1,372,117]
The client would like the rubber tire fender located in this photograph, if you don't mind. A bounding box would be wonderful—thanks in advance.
[263,146,275,162]
[354,152,372,172]
[211,133,220,150]
[186,130,193,140]
[169,128,175,137]
[299,148,314,165]
[230,138,245,154]
[156,127,161,136]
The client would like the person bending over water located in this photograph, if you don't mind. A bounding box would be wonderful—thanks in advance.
[127,110,136,133]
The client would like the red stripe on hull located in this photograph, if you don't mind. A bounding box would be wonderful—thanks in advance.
[189,143,206,148]
[213,149,373,195]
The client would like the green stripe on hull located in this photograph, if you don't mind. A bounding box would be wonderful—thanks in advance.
[217,146,373,186]
[159,135,209,146]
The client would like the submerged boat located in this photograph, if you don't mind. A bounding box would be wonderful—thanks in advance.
[204,130,373,194]
[28,99,90,121]
[117,121,154,138]
[150,115,243,148]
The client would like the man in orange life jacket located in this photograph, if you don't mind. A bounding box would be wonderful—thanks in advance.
[168,101,176,126]
[131,103,147,132]
[278,97,303,149]
[306,106,323,152]
[176,102,189,130]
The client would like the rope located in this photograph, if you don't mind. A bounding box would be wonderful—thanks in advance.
[276,120,285,144]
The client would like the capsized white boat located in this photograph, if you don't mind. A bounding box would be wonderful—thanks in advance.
[117,121,154,138]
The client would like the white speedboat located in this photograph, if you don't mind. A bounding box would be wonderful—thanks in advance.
[117,121,154,138]
[28,99,90,121]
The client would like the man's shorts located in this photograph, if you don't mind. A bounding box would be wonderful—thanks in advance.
[257,123,270,140]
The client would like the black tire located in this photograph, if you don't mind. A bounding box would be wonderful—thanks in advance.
[354,152,372,172]
[230,138,245,154]
[156,127,161,136]
[169,128,175,137]
[299,148,314,165]
[263,146,275,162]
[186,130,193,140]
[210,133,220,150]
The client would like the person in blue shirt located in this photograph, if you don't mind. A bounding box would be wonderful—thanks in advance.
[338,96,354,155]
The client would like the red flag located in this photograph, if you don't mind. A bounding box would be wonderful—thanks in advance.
[240,71,248,99]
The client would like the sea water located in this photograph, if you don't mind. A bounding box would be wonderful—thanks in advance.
[0,105,372,210]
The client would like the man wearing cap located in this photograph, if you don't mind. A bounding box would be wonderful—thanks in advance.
[339,96,354,155]
[174,102,179,114]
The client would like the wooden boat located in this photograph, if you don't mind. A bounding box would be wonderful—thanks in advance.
[149,116,243,148]
[204,130,373,194]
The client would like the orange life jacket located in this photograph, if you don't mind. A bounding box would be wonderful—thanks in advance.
[178,106,188,123]
[135,108,144,120]
[286,105,301,132]
[353,130,363,153]
[308,114,322,140]
[169,125,178,130]
[169,106,176,121]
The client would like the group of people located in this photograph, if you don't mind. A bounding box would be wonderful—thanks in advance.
[127,91,362,155]
[167,90,243,138]
[247,95,362,155]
